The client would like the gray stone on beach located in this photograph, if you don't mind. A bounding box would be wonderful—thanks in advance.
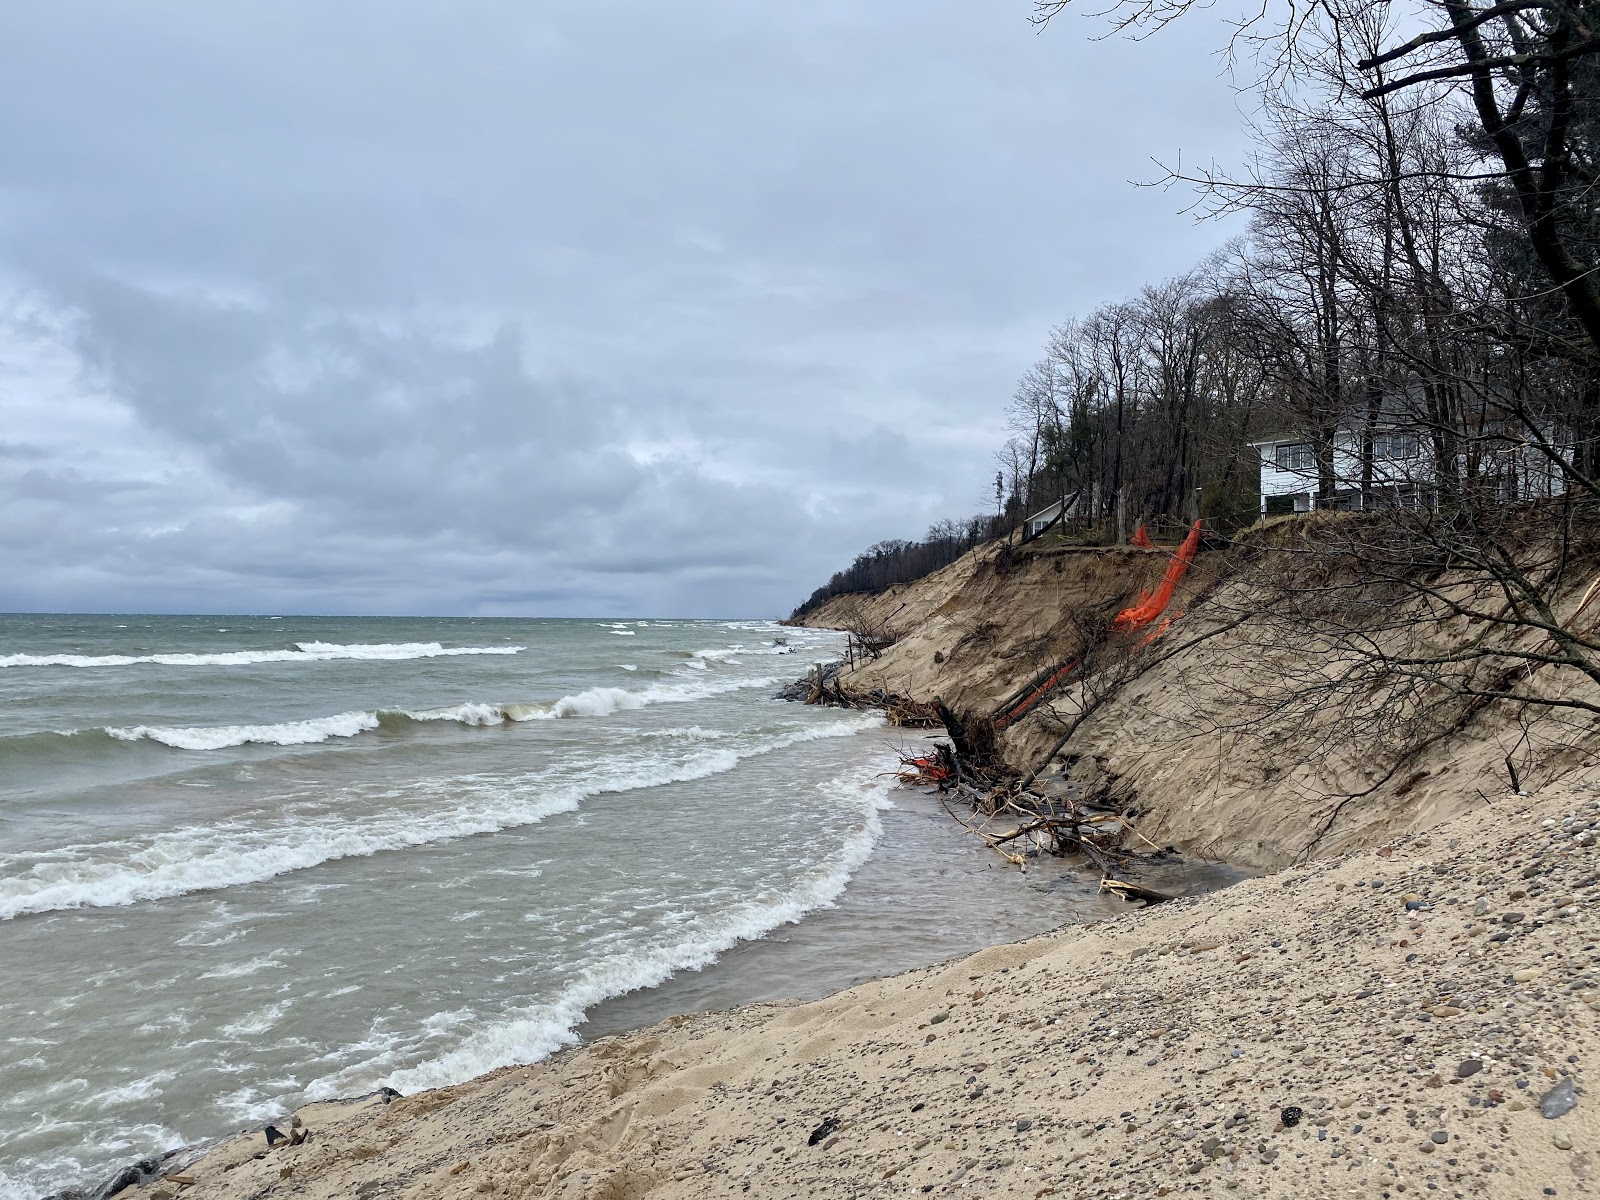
[1541,1078,1577,1119]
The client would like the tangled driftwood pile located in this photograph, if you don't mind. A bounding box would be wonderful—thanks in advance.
[899,736,1174,903]
[801,675,1173,903]
[798,663,941,727]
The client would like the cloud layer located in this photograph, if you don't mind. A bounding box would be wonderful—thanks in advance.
[0,0,1248,616]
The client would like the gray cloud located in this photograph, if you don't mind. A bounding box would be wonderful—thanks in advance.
[0,0,1250,616]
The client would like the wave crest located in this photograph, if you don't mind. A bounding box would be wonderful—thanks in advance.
[0,642,524,669]
[379,769,895,1092]
[0,716,887,921]
[106,712,381,751]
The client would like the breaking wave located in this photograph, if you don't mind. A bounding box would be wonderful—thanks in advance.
[380,769,895,1092]
[1,674,789,763]
[0,716,887,921]
[107,712,381,751]
[0,642,525,669]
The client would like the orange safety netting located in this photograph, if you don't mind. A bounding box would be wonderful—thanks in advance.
[1133,613,1178,650]
[989,519,1204,732]
[993,656,1082,731]
[1130,522,1152,548]
[1112,518,1202,633]
[900,754,952,784]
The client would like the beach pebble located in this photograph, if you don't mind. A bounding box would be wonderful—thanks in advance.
[1457,1059,1483,1078]
[1541,1078,1578,1119]
[807,1116,840,1146]
[1430,1130,1449,1145]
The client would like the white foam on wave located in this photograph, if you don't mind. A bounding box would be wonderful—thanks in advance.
[381,768,896,1093]
[401,702,505,727]
[636,725,732,742]
[0,715,886,922]
[508,674,783,722]
[0,642,525,669]
[198,955,286,981]
[88,672,788,756]
[107,711,381,751]
[0,1124,190,1200]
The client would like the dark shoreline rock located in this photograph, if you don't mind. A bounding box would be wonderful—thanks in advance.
[774,660,843,702]
[45,1087,404,1200]
[41,1145,203,1200]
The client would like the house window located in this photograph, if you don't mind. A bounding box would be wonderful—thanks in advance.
[1373,432,1420,460]
[1274,443,1314,471]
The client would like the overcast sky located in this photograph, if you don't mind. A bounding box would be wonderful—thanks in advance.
[0,1,1251,617]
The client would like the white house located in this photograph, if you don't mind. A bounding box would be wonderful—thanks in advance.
[1022,488,1097,537]
[1249,429,1569,517]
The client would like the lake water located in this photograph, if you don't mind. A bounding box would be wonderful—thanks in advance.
[0,614,1230,1198]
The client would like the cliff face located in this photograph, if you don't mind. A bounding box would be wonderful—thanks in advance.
[795,532,1600,869]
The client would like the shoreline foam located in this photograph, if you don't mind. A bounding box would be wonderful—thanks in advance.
[96,779,1597,1199]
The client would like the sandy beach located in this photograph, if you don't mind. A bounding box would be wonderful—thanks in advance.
[116,777,1597,1199]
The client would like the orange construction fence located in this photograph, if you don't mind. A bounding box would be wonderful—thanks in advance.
[1111,519,1202,633]
[989,519,1204,731]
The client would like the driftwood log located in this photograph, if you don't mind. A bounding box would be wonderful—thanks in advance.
[896,722,1172,904]
[802,673,1172,903]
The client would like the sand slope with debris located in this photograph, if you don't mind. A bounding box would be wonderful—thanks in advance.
[126,782,1597,1200]
[797,534,1600,871]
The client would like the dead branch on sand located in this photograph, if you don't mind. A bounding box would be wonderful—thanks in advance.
[890,711,1174,903]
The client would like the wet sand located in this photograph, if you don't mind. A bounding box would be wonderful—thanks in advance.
[115,781,1599,1199]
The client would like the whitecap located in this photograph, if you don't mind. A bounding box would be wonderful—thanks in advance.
[222,1002,288,1038]
[0,715,885,921]
[0,642,524,669]
[514,673,784,721]
[106,711,380,751]
[381,768,895,1093]
[198,956,286,980]
[400,702,505,727]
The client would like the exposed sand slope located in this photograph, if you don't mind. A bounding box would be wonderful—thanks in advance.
[798,541,1189,715]
[134,782,1598,1200]
[798,536,1600,870]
